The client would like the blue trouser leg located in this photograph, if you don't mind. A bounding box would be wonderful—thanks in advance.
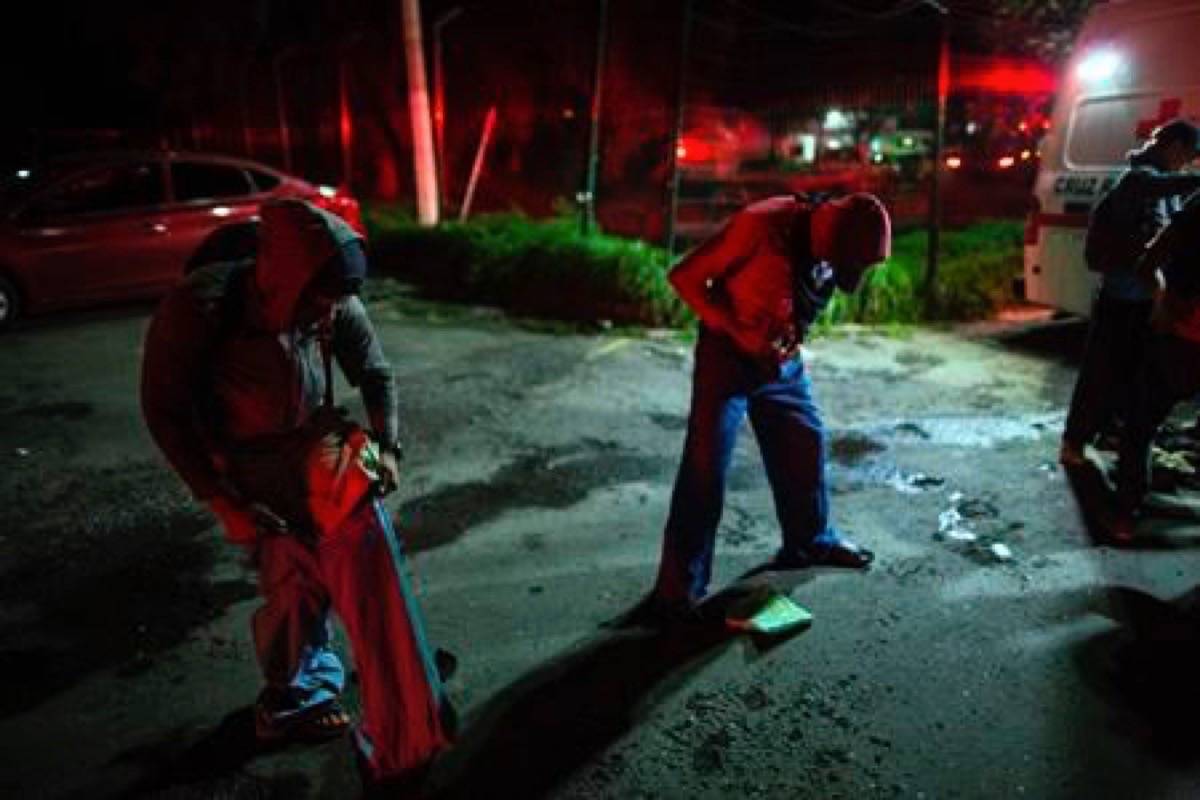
[286,618,344,712]
[655,328,748,603]
[748,360,840,559]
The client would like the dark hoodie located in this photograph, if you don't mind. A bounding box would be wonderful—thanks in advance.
[1096,152,1200,302]
[141,199,397,501]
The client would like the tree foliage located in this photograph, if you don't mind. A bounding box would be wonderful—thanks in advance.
[978,0,1096,63]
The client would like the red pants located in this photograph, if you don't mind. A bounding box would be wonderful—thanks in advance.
[254,498,451,778]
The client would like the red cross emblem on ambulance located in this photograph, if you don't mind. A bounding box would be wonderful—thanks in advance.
[1136,98,1183,139]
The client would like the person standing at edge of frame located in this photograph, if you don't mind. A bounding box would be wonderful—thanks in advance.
[1061,118,1200,469]
[646,191,892,623]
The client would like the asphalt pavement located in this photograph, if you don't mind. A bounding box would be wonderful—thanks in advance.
[2,285,1199,799]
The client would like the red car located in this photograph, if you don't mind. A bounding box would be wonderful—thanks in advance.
[0,151,363,328]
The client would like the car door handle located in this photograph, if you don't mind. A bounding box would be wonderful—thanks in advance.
[143,222,168,234]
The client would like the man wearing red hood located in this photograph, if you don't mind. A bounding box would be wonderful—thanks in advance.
[141,199,451,786]
[649,192,892,621]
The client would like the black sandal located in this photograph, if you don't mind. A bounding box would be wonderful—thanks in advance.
[255,694,352,744]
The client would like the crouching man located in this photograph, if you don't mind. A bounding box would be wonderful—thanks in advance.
[650,192,892,619]
[141,199,452,787]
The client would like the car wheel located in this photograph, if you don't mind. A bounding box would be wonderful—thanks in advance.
[0,276,19,330]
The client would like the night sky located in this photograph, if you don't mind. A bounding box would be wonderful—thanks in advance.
[0,0,1051,197]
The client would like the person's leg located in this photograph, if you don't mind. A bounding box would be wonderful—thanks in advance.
[321,498,451,782]
[654,328,748,605]
[749,360,871,567]
[1063,293,1126,461]
[1110,299,1154,427]
[1115,334,1200,535]
[251,533,346,729]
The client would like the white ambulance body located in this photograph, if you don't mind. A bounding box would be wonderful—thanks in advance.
[1024,0,1200,316]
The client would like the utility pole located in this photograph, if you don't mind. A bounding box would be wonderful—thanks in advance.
[666,0,695,257]
[580,0,609,235]
[923,0,949,316]
[402,0,440,225]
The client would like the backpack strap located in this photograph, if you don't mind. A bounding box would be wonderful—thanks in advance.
[318,314,335,409]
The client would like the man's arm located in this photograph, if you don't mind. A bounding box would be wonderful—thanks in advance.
[669,210,769,354]
[140,290,227,501]
[332,296,399,452]
[1125,169,1200,200]
[332,296,401,492]
[1137,223,1178,293]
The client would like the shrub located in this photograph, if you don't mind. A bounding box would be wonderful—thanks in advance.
[367,208,1021,329]
[367,209,690,327]
[819,221,1022,328]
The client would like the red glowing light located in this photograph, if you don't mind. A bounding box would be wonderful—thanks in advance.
[997,156,1016,169]
[946,155,962,169]
[952,55,1056,96]
[676,139,714,163]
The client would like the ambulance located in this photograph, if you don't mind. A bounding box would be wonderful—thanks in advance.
[1024,0,1200,316]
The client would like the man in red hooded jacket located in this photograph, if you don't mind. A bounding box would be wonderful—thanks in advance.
[141,199,451,786]
[650,192,892,620]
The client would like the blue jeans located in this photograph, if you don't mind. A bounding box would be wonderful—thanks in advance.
[655,326,844,604]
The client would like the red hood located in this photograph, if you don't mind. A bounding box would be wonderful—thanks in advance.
[253,198,362,331]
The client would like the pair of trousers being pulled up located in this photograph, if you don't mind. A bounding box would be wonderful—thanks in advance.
[655,325,844,604]
[253,499,451,778]
[232,430,451,780]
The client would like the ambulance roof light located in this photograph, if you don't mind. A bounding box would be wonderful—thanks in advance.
[1077,49,1121,84]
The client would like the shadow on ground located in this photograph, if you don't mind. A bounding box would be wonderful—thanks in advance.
[427,582,808,799]
[0,461,257,720]
[398,441,674,553]
[1076,584,1200,765]
[982,315,1089,367]
[112,708,329,799]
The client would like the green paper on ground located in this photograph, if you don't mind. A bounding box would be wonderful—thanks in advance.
[725,590,814,635]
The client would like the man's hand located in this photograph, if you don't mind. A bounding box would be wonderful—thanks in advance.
[207,494,260,545]
[376,448,401,496]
